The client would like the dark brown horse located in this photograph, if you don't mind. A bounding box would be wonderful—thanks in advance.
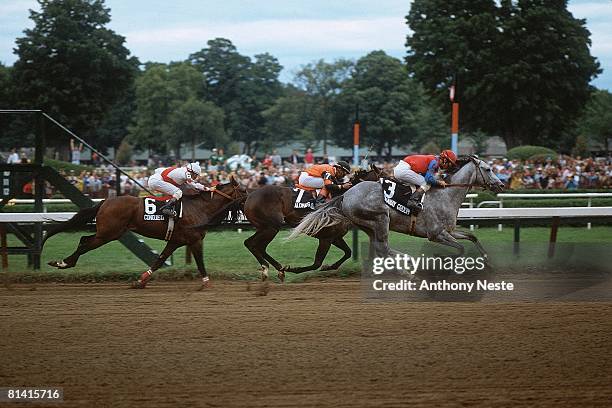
[44,178,247,289]
[243,165,383,281]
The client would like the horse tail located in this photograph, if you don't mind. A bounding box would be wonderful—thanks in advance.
[43,201,103,246]
[287,196,347,240]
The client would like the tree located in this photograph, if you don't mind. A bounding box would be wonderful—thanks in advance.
[128,62,204,155]
[229,53,283,154]
[189,39,283,154]
[0,63,28,149]
[11,0,139,149]
[571,134,589,158]
[96,87,136,153]
[577,89,612,152]
[0,63,11,107]
[262,86,316,149]
[406,0,601,149]
[165,97,226,160]
[332,51,447,158]
[295,59,354,153]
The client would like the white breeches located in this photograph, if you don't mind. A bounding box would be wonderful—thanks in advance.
[147,174,182,199]
[393,161,430,191]
[298,172,325,188]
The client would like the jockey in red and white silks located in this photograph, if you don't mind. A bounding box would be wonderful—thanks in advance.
[147,162,208,215]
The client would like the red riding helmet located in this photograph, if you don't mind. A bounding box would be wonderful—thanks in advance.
[439,150,458,168]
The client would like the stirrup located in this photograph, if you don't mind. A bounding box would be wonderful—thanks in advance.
[162,207,177,217]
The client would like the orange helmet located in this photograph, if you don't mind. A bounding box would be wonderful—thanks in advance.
[439,150,458,168]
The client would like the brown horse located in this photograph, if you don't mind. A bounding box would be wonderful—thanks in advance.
[44,178,247,288]
[243,165,383,281]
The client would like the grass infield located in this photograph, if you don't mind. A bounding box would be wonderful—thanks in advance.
[2,226,611,283]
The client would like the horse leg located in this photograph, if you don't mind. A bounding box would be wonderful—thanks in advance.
[189,239,210,290]
[244,229,273,281]
[132,241,182,289]
[320,237,352,271]
[354,215,392,259]
[285,238,333,274]
[449,230,488,260]
[48,234,112,269]
[429,230,466,256]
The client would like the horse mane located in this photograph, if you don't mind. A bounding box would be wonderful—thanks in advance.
[448,155,478,174]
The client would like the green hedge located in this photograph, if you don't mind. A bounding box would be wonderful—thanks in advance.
[506,145,557,161]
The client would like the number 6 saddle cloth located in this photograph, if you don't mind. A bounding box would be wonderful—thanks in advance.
[142,196,184,221]
[142,196,184,241]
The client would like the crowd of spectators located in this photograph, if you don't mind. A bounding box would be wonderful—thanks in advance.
[2,147,611,199]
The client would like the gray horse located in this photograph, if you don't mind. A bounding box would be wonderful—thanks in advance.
[289,156,504,260]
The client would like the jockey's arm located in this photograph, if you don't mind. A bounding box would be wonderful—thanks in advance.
[182,170,209,191]
[424,159,442,186]
[186,180,208,191]
[322,172,351,192]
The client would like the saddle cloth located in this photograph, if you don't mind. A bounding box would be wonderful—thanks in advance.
[292,187,321,210]
[143,196,183,221]
[378,177,416,216]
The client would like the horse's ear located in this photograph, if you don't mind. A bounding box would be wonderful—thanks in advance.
[230,175,239,186]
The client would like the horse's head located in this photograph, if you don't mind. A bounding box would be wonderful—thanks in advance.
[467,155,504,193]
[206,176,248,202]
[194,176,247,227]
[351,164,384,184]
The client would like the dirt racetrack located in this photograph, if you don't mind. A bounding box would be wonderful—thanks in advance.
[1,280,611,407]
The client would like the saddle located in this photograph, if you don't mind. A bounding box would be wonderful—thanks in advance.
[292,185,330,210]
[143,196,183,240]
[379,177,422,234]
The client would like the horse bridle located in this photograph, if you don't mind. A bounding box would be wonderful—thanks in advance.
[443,157,496,190]
[208,183,244,200]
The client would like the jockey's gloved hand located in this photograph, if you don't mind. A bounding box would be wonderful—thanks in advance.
[438,180,447,188]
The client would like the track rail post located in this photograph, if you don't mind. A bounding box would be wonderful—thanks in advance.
[548,217,560,258]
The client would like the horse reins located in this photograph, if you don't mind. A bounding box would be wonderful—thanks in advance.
[209,185,237,200]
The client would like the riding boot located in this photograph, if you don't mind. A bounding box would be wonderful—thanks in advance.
[409,187,425,214]
[307,195,326,210]
[160,197,178,217]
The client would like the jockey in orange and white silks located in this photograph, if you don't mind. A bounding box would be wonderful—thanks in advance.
[147,162,208,215]
[298,161,352,200]
[393,150,458,207]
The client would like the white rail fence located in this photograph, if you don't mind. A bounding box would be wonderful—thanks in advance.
[477,192,612,230]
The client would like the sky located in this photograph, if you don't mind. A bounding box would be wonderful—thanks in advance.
[0,0,610,89]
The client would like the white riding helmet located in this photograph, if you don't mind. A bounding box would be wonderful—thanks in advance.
[187,162,202,176]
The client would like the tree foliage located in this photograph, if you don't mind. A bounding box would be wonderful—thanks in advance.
[294,59,354,152]
[128,62,226,157]
[11,0,139,145]
[577,89,612,152]
[189,39,283,154]
[333,51,447,158]
[406,0,601,149]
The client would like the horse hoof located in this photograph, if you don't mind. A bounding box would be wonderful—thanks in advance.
[259,265,269,281]
[130,281,146,289]
[278,270,285,283]
[320,264,334,271]
[48,260,69,269]
[197,278,211,290]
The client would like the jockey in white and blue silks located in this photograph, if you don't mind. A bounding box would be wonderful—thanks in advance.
[147,162,208,216]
